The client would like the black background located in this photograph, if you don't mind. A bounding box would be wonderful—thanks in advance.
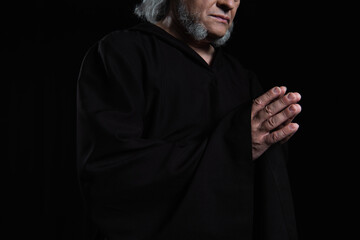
[6,0,353,239]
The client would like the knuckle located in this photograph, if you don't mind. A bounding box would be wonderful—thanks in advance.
[253,98,262,106]
[279,96,287,106]
[252,136,262,146]
[268,128,287,144]
[265,105,273,116]
[252,132,263,147]
[265,132,278,145]
[280,128,291,141]
[267,117,277,129]
[272,132,280,142]
[265,132,277,145]
[265,91,273,100]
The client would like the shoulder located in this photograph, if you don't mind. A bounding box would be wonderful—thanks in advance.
[79,26,158,72]
[96,28,150,60]
[79,27,152,84]
[99,28,147,49]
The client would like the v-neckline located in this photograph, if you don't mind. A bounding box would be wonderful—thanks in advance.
[129,22,222,71]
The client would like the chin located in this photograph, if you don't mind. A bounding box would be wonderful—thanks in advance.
[208,29,228,39]
[206,24,228,37]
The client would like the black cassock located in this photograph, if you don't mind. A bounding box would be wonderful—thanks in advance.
[76,23,298,240]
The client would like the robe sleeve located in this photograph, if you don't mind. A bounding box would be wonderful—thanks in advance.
[76,36,255,239]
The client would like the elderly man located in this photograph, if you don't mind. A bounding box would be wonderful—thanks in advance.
[76,0,302,239]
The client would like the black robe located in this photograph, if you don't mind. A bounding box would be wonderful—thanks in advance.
[76,23,298,240]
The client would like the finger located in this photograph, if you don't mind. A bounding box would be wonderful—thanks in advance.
[257,92,301,121]
[252,86,285,118]
[279,86,287,95]
[277,115,296,131]
[262,104,302,132]
[275,100,302,131]
[280,129,297,144]
[265,123,299,145]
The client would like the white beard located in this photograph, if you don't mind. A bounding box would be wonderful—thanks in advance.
[176,0,234,47]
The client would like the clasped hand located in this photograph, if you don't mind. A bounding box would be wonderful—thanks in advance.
[251,86,302,160]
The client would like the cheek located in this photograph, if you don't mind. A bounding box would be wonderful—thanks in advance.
[190,1,208,15]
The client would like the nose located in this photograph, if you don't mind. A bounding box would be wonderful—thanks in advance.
[216,0,237,12]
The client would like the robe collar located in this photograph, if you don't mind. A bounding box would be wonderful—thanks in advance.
[129,22,223,71]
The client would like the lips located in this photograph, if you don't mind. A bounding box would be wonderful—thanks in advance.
[210,14,230,23]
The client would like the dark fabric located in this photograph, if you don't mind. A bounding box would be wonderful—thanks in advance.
[76,23,297,240]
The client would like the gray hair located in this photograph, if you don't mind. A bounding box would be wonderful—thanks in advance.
[134,0,170,24]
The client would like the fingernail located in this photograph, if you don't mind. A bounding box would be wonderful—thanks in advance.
[273,87,280,94]
[289,123,299,130]
[287,93,295,100]
[289,105,296,112]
